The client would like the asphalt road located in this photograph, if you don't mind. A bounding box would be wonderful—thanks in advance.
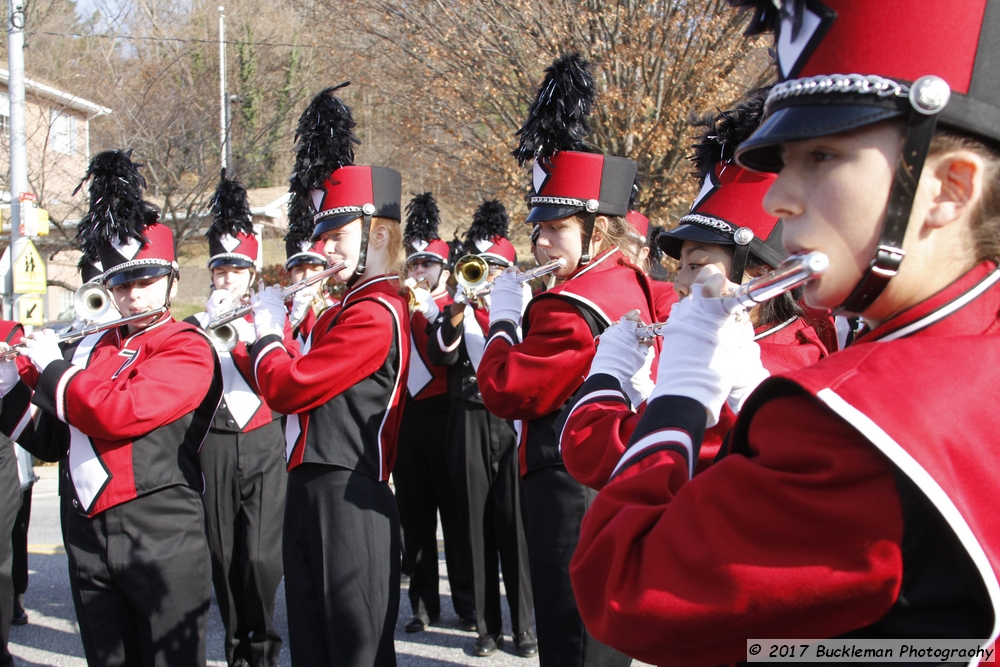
[8,469,649,667]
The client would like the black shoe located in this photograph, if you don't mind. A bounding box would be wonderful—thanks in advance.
[231,660,250,667]
[404,612,437,633]
[11,596,27,626]
[459,613,478,633]
[474,634,503,657]
[514,630,538,657]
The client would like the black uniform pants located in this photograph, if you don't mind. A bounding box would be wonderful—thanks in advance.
[201,422,286,667]
[0,444,20,667]
[394,394,474,620]
[283,465,399,667]
[65,484,212,667]
[12,486,31,597]
[449,400,533,639]
[523,465,631,667]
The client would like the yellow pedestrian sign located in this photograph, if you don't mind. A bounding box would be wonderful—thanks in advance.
[12,240,46,293]
[17,294,44,326]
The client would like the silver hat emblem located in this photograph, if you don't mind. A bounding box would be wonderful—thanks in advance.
[909,75,951,115]
[733,227,754,246]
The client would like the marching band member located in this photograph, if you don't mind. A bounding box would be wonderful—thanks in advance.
[284,193,333,348]
[395,192,476,634]
[249,85,409,667]
[476,54,655,667]
[188,172,291,667]
[426,200,535,657]
[559,88,831,488]
[571,2,1000,663]
[625,209,677,320]
[18,149,223,667]
[0,320,33,667]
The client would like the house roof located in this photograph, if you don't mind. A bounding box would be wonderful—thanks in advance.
[0,69,112,119]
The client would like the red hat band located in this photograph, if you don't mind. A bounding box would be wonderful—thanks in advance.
[99,222,178,286]
[311,165,402,240]
[476,237,516,267]
[209,230,260,269]
[407,238,450,265]
[527,151,637,223]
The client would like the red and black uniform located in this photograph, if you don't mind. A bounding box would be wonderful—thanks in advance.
[251,275,409,667]
[22,317,223,667]
[394,288,476,625]
[571,263,1000,666]
[427,297,533,643]
[560,315,829,488]
[188,312,298,667]
[478,247,654,667]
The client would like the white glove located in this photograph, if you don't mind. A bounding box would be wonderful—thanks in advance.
[414,288,440,320]
[647,268,752,427]
[726,336,769,414]
[252,285,286,340]
[453,289,469,306]
[488,269,525,327]
[21,328,63,373]
[206,289,236,321]
[0,345,20,397]
[289,287,316,329]
[588,318,654,408]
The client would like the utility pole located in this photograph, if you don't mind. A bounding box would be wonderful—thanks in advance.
[6,0,28,320]
[219,6,229,171]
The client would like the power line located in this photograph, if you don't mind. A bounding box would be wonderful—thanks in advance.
[31,29,333,50]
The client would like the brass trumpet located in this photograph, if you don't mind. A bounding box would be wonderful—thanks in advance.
[635,251,829,341]
[402,278,431,312]
[454,255,567,302]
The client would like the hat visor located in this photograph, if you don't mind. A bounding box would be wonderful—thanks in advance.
[736,103,905,173]
[104,264,172,288]
[284,252,327,270]
[526,205,583,223]
[406,252,446,265]
[312,213,361,240]
[656,224,732,260]
[208,256,254,270]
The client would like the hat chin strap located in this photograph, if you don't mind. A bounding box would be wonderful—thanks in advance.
[579,210,598,266]
[347,205,376,289]
[729,242,751,284]
[836,106,940,315]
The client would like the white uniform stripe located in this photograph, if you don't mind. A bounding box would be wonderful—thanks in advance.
[816,388,1000,663]
[612,429,694,480]
[558,388,628,454]
[252,341,285,382]
[436,326,462,353]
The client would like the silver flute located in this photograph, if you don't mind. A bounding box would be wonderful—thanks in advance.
[207,260,350,330]
[635,251,829,340]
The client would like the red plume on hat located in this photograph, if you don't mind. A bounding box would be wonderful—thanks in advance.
[465,200,515,267]
[404,192,450,265]
[75,149,176,288]
[207,169,259,270]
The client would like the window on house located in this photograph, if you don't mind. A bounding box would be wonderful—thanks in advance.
[0,92,9,134]
[49,110,77,155]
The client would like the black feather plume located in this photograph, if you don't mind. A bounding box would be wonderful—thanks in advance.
[289,82,360,195]
[512,53,596,166]
[74,149,159,247]
[465,200,509,246]
[75,223,101,274]
[207,169,254,241]
[689,86,770,182]
[284,190,316,250]
[404,192,441,246]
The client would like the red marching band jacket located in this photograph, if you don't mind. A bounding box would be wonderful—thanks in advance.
[559,315,829,489]
[477,247,659,476]
[570,262,1000,666]
[251,275,410,480]
[190,312,300,434]
[407,290,453,401]
[19,318,223,517]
